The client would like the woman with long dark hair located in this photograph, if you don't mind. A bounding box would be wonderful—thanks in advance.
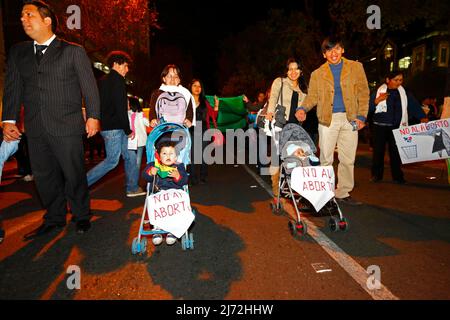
[266,57,307,205]
[188,78,219,185]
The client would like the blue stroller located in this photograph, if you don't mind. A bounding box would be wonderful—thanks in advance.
[131,122,195,255]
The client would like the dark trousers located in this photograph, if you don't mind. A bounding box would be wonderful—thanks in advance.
[371,124,404,181]
[85,132,104,160]
[14,133,32,175]
[28,132,91,225]
[189,128,208,183]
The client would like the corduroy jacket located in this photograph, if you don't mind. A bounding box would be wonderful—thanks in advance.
[300,58,370,127]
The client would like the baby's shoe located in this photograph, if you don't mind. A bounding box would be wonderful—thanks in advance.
[308,155,320,166]
[152,231,163,246]
[166,233,177,245]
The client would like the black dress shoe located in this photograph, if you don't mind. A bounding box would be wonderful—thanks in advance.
[76,220,91,234]
[23,223,65,241]
[393,179,406,185]
[370,176,382,183]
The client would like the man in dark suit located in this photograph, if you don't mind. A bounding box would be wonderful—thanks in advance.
[1,1,100,239]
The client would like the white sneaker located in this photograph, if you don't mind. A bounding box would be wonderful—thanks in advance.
[152,234,163,246]
[165,233,177,245]
[127,187,146,197]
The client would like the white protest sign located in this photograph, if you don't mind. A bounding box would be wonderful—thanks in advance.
[291,166,335,212]
[147,189,194,238]
[393,118,450,164]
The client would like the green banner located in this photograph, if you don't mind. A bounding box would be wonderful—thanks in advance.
[206,95,248,132]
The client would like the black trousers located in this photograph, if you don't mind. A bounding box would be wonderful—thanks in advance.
[189,128,208,183]
[28,132,91,225]
[371,124,404,181]
[14,133,32,175]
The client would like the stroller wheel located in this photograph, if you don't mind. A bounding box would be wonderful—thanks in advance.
[270,201,284,216]
[140,237,148,254]
[288,220,308,239]
[181,234,188,250]
[131,237,140,254]
[338,217,349,232]
[329,216,340,232]
[189,232,194,250]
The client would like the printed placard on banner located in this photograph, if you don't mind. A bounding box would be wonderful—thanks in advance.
[291,166,335,212]
[393,118,450,164]
[128,137,138,150]
[147,189,194,238]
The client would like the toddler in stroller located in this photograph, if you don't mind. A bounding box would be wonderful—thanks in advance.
[271,123,349,240]
[131,122,195,254]
[142,140,188,245]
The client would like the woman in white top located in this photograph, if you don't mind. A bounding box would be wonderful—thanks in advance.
[127,97,150,193]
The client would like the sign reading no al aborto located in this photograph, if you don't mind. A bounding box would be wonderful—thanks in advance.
[291,166,335,212]
[393,118,450,164]
[147,189,194,238]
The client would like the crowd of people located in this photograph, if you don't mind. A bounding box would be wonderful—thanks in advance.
[1,0,450,245]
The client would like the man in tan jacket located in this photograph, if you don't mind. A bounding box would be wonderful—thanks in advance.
[296,37,369,205]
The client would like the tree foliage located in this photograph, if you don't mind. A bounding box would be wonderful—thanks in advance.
[46,0,160,99]
[329,0,450,56]
[218,1,450,98]
[48,0,160,57]
[218,9,324,98]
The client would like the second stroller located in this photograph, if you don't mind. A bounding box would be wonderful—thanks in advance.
[271,123,349,240]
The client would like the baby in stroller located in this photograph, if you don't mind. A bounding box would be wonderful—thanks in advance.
[284,141,320,168]
[271,123,348,239]
[142,140,188,245]
[131,121,195,254]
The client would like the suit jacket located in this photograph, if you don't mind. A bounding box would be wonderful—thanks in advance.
[2,37,100,137]
[98,69,131,135]
[301,58,369,127]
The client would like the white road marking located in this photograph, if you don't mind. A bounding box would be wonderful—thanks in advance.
[242,164,400,300]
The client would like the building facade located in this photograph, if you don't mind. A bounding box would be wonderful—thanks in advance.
[362,31,450,101]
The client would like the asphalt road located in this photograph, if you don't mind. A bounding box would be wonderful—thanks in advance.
[0,143,449,300]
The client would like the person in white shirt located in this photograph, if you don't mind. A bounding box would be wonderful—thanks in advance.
[127,97,150,193]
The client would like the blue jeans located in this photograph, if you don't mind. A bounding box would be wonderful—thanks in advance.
[86,130,138,193]
[126,146,144,192]
[0,140,19,183]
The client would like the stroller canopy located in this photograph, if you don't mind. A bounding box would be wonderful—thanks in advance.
[279,123,317,159]
[145,122,191,166]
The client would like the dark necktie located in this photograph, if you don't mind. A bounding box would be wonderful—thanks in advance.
[35,44,48,64]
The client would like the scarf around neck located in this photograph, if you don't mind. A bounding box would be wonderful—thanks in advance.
[375,84,409,127]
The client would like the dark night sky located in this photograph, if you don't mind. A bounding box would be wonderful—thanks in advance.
[151,0,332,93]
